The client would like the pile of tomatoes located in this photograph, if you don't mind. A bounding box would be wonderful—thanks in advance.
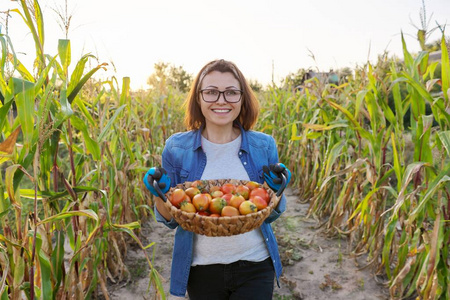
[168,180,271,217]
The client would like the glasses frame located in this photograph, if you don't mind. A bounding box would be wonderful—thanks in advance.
[199,89,243,103]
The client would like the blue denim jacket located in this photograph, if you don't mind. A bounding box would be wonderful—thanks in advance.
[155,124,286,297]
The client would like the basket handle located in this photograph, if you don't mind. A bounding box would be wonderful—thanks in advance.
[276,172,287,197]
[151,178,168,202]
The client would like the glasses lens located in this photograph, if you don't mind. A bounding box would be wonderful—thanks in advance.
[224,90,242,103]
[201,89,220,102]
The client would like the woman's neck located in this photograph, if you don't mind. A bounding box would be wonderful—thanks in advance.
[202,124,240,144]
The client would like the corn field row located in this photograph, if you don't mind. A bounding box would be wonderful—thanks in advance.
[1,0,449,299]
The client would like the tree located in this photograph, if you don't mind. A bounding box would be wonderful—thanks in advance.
[147,62,193,92]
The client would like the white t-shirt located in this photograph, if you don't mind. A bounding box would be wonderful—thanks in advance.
[191,135,270,266]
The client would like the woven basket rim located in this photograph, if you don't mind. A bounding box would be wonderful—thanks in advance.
[163,179,280,236]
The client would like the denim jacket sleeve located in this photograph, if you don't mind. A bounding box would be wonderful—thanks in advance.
[153,135,180,230]
[263,134,287,223]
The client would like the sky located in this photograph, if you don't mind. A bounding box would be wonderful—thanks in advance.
[1,0,449,90]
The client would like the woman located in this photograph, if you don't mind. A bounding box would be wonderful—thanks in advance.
[144,59,291,299]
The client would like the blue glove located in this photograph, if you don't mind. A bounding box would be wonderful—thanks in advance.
[143,167,171,197]
[263,163,291,193]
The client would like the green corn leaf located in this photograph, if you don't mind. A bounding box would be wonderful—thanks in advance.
[67,53,95,96]
[415,51,429,76]
[12,57,34,83]
[391,132,403,191]
[58,39,71,75]
[50,231,65,292]
[38,249,52,299]
[408,166,450,223]
[437,131,450,156]
[98,104,126,142]
[441,35,449,102]
[13,255,25,289]
[0,35,6,72]
[291,123,301,141]
[33,0,44,50]
[5,164,23,209]
[68,62,107,104]
[34,55,57,95]
[324,140,345,177]
[59,89,74,118]
[119,77,131,105]
[11,78,34,147]
[401,33,414,73]
[38,209,99,224]
[325,98,373,143]
[0,100,14,136]
[74,98,96,127]
[70,115,100,160]
[382,216,398,278]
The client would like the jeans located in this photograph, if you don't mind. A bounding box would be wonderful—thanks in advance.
[187,257,275,300]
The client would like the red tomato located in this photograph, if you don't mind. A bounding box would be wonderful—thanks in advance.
[185,187,201,199]
[249,188,269,203]
[229,194,245,209]
[209,197,227,215]
[250,195,268,210]
[235,185,250,199]
[192,193,211,211]
[170,188,187,208]
[221,206,240,217]
[245,181,260,191]
[191,180,208,192]
[210,190,224,198]
[221,193,233,205]
[221,183,236,195]
[197,211,210,216]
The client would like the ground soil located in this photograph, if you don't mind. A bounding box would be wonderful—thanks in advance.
[107,188,391,300]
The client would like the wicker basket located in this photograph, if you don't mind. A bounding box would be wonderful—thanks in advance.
[163,179,280,237]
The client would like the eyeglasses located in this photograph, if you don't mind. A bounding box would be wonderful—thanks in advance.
[200,89,243,103]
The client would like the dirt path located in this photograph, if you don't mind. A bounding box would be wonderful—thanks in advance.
[108,188,390,300]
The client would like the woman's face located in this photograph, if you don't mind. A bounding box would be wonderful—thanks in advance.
[199,71,242,130]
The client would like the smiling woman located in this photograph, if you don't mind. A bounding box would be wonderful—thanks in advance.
[143,59,292,299]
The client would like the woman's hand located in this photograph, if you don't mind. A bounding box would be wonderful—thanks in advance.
[263,163,291,195]
[143,167,171,197]
[143,167,173,221]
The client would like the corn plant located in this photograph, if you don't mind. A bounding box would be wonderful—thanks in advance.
[0,0,168,298]
[256,29,449,298]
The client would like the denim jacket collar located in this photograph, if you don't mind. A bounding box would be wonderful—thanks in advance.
[193,122,250,153]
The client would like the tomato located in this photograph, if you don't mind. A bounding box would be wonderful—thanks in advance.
[192,193,211,211]
[249,188,269,203]
[221,206,240,217]
[180,201,196,213]
[210,190,224,198]
[235,185,250,199]
[185,187,201,199]
[209,186,222,193]
[221,193,233,205]
[197,211,210,216]
[229,194,245,209]
[221,183,236,194]
[170,188,187,208]
[239,200,258,215]
[245,181,260,191]
[191,180,208,192]
[250,195,268,210]
[209,197,227,215]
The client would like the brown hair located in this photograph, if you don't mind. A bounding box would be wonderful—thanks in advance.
[184,59,259,131]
